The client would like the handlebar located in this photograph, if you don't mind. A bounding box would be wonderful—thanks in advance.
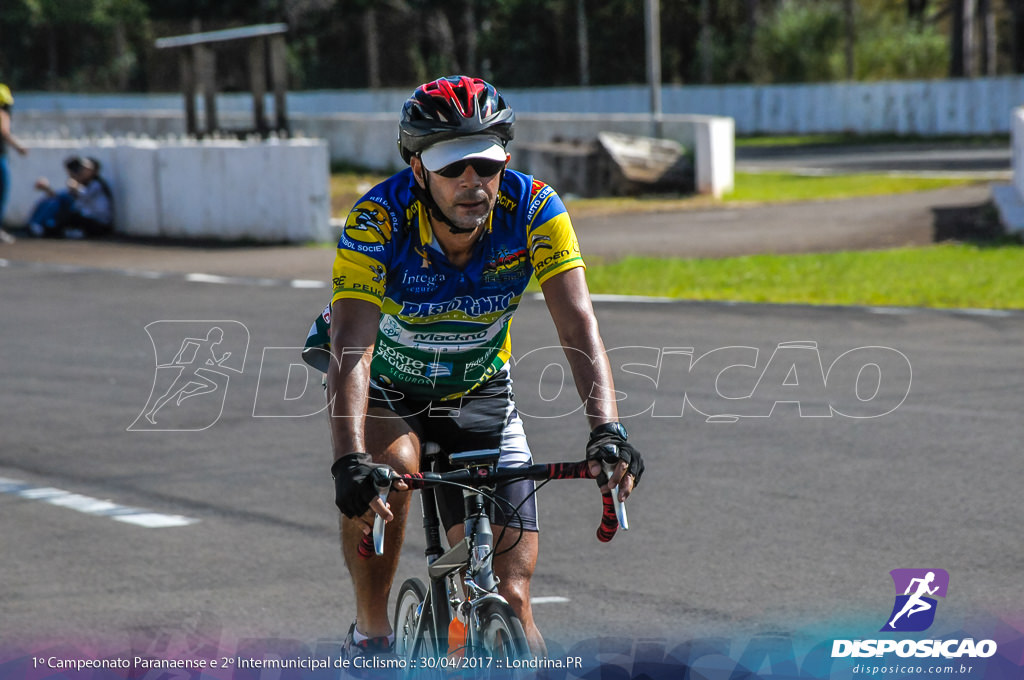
[357,460,626,560]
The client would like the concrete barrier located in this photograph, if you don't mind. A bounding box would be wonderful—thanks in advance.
[11,110,734,199]
[4,137,331,242]
[512,114,734,198]
[992,107,1024,234]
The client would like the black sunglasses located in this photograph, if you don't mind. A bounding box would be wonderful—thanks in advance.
[433,157,506,179]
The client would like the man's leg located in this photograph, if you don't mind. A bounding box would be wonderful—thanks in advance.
[494,527,545,657]
[339,407,420,639]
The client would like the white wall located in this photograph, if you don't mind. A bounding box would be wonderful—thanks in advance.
[12,111,735,198]
[13,75,1023,135]
[5,138,331,242]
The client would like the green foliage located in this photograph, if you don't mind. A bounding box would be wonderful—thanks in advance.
[0,0,999,93]
[750,0,845,83]
[0,0,152,90]
[847,15,949,80]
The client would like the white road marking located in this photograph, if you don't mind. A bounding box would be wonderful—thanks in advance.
[290,279,328,288]
[530,596,570,605]
[0,476,198,528]
[4,259,1023,318]
[186,272,233,284]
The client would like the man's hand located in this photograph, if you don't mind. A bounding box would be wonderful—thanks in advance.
[586,422,644,502]
[331,453,406,534]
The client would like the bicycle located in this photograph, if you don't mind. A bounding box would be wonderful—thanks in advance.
[356,443,629,666]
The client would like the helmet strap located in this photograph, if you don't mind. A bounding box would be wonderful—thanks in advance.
[413,170,478,235]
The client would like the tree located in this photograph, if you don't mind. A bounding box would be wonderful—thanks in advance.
[749,0,844,83]
[978,0,996,75]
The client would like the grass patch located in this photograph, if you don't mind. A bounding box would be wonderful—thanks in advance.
[573,244,1024,310]
[724,171,977,203]
[330,171,389,218]
[561,172,978,216]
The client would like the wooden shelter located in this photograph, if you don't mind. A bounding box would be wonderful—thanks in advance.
[155,23,289,137]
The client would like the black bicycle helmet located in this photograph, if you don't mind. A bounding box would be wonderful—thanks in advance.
[398,75,515,164]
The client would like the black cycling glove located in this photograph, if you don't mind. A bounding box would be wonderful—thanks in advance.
[586,422,644,488]
[331,452,387,518]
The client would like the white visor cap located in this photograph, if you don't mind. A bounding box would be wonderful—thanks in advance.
[419,135,507,172]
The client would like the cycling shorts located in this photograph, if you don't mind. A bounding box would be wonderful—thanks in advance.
[368,370,538,533]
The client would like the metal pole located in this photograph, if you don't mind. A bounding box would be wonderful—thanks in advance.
[645,0,662,138]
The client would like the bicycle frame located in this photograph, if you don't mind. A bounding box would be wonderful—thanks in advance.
[410,446,505,657]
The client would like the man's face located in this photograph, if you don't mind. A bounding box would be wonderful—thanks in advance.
[412,154,508,234]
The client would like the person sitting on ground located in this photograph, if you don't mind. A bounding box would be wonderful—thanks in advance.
[28,155,113,239]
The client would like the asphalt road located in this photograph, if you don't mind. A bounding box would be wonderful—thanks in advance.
[2,256,1023,662]
[736,142,1010,178]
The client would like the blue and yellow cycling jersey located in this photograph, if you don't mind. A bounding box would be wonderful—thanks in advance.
[319,167,584,401]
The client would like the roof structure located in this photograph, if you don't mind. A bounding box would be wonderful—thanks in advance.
[155,23,289,137]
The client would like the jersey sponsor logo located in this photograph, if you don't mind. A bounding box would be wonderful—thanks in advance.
[369,264,385,283]
[401,269,446,294]
[413,330,490,344]
[337,279,384,298]
[495,191,518,212]
[345,200,393,245]
[413,245,432,269]
[377,343,433,377]
[526,183,554,224]
[425,362,453,378]
[483,246,529,284]
[529,233,553,257]
[380,316,402,339]
[534,247,574,271]
[404,200,421,226]
[380,313,509,353]
[400,292,516,319]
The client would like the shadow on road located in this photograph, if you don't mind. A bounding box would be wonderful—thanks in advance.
[932,199,1020,246]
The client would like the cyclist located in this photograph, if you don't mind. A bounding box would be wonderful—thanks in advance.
[305,75,645,659]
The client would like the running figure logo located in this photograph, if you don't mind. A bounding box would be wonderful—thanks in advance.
[881,569,949,632]
[130,321,249,431]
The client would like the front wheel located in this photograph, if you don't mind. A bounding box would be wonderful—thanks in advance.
[469,599,531,662]
[393,578,437,660]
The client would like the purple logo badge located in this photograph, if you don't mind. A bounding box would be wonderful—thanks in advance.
[881,569,949,632]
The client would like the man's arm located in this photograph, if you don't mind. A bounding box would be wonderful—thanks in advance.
[326,297,393,529]
[540,267,636,498]
[540,267,617,426]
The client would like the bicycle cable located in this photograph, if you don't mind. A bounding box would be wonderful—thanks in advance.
[405,470,541,564]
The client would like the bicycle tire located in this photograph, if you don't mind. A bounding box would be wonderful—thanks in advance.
[470,599,531,661]
[393,578,437,660]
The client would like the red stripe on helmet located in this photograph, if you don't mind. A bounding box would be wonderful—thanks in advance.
[421,76,489,119]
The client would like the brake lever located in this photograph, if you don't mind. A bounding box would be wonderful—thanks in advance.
[601,461,629,531]
[370,467,393,555]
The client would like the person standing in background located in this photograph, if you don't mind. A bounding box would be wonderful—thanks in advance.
[1,83,29,244]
